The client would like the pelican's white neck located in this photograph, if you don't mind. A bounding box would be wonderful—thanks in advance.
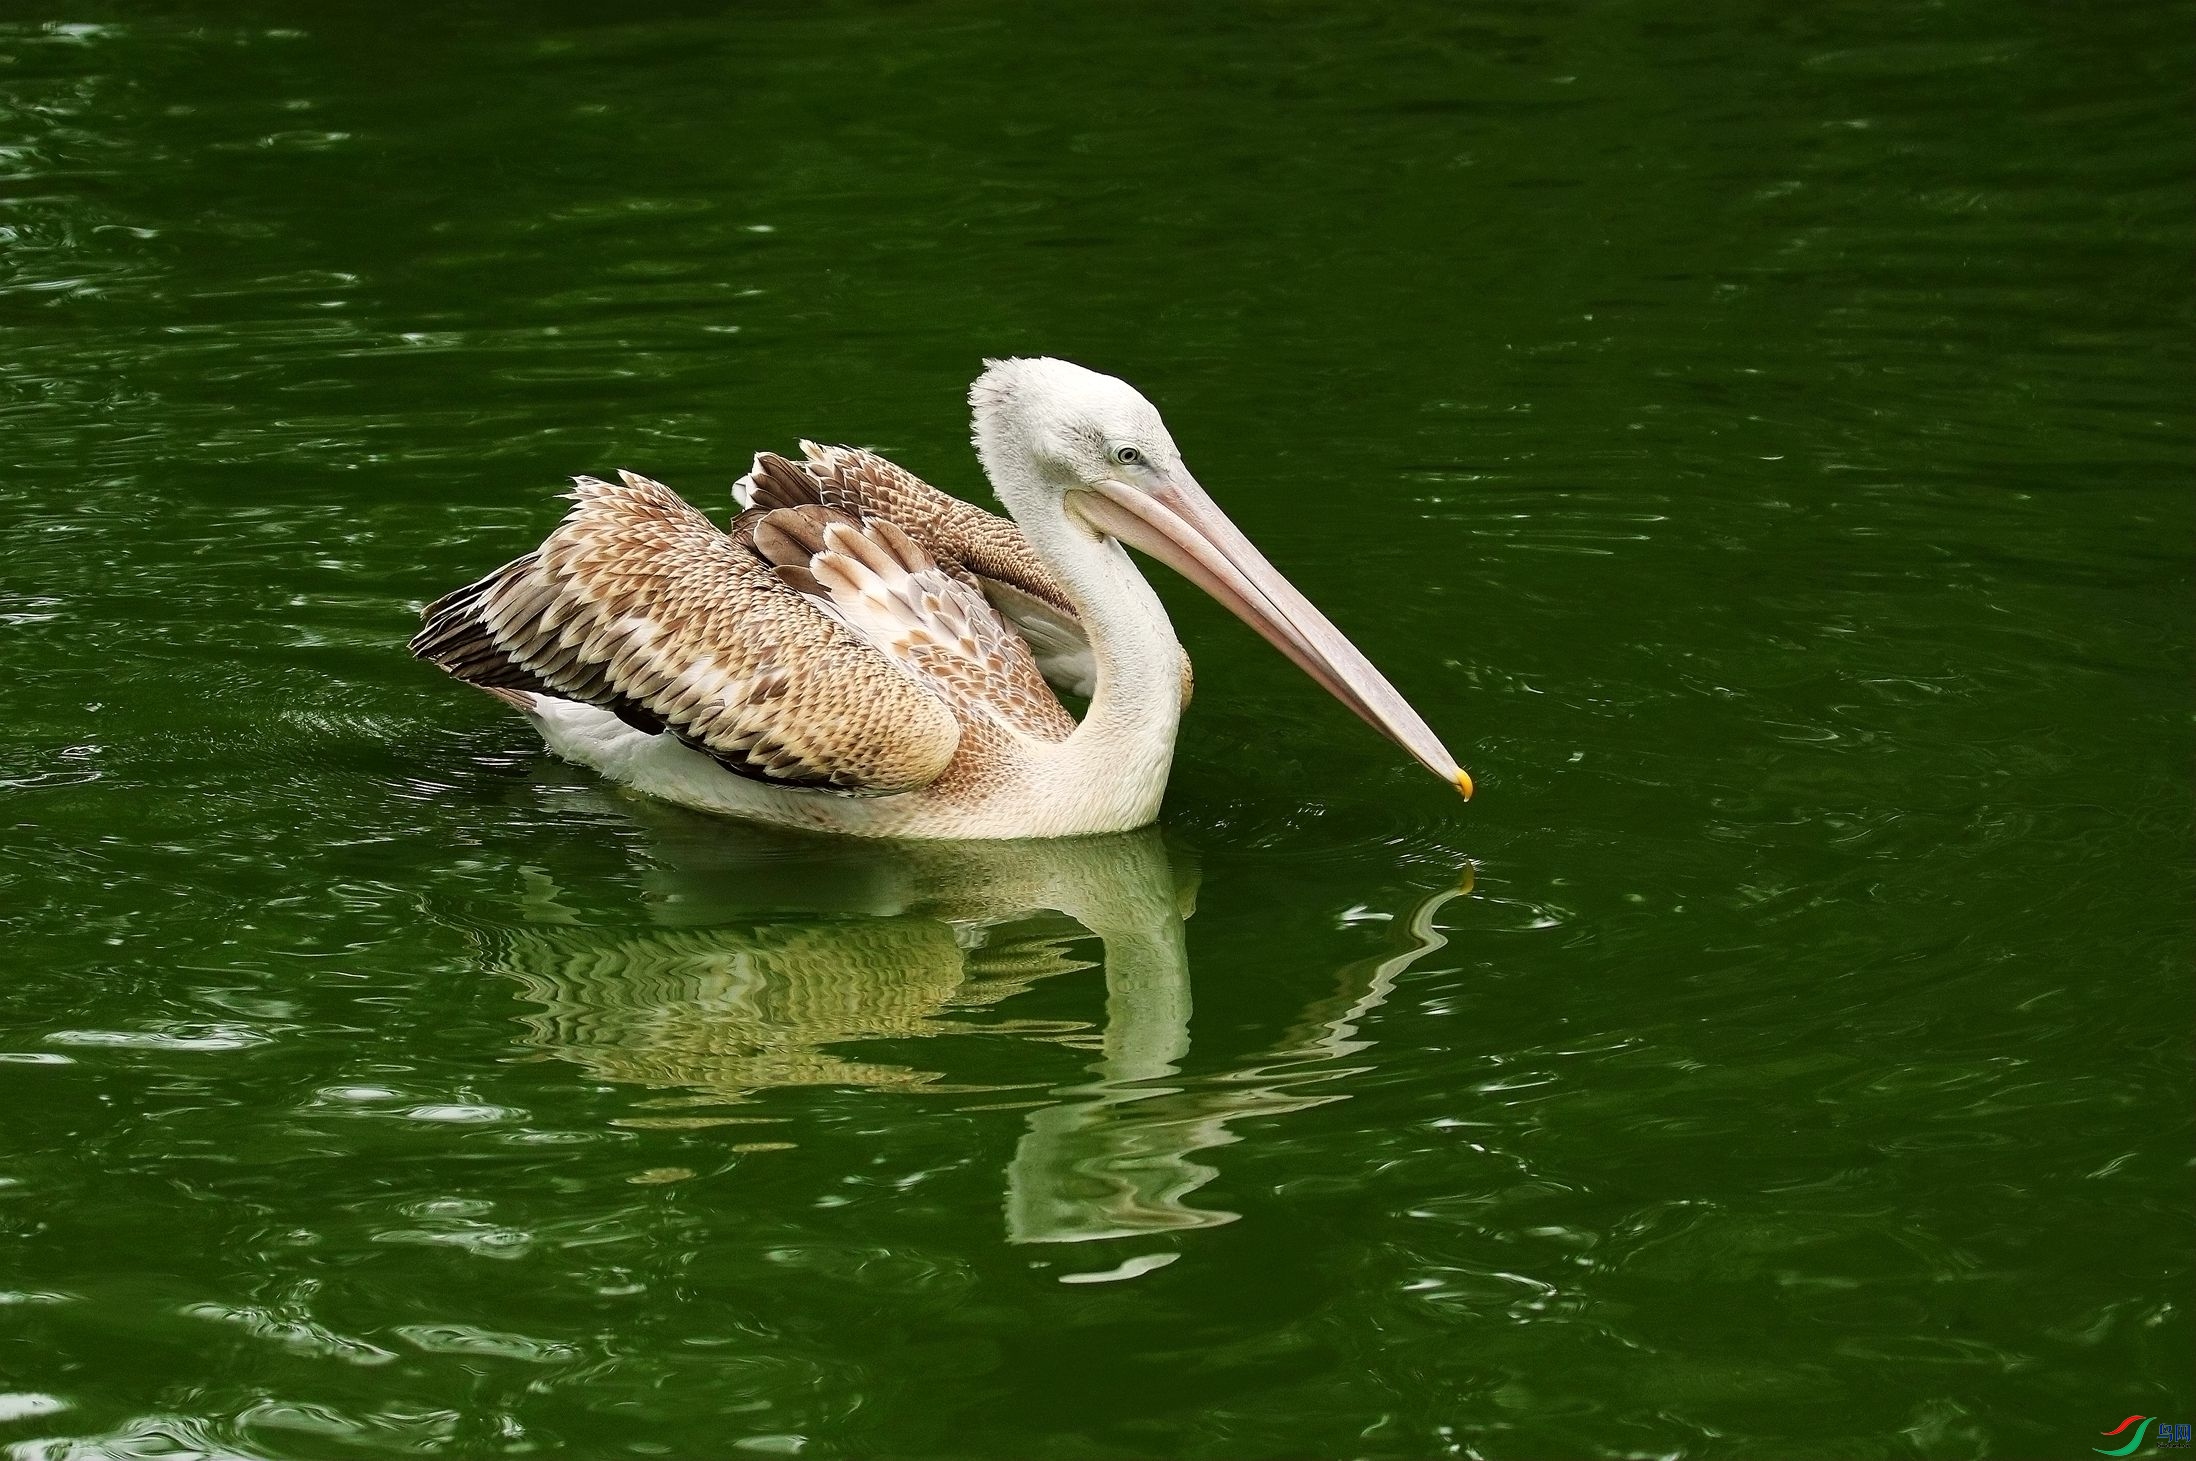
[1003,479,1186,826]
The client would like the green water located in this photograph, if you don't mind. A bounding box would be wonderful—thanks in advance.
[3,3,2190,1458]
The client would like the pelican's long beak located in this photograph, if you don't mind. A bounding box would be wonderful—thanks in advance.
[1072,475,1473,800]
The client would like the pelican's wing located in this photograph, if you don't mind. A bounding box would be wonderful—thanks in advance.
[747,504,1077,745]
[410,471,962,795]
[737,444,1101,699]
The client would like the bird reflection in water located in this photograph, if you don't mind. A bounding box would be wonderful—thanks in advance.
[488,795,1467,1244]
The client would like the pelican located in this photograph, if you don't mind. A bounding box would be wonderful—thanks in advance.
[411,358,1471,839]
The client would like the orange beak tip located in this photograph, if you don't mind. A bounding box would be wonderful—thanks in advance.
[1454,769,1475,801]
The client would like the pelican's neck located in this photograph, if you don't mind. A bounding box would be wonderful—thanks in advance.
[1008,485,1186,816]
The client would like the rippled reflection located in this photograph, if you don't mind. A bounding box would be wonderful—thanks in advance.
[484,797,1465,1244]
[1007,869,1465,1244]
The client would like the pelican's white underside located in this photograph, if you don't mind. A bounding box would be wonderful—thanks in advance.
[523,693,1175,839]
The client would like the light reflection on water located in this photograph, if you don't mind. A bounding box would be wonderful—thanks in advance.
[484,802,1471,1247]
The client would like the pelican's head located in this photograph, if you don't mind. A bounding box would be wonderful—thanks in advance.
[969,356,1473,801]
[971,356,1187,501]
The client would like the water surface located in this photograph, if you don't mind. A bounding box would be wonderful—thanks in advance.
[2,4,2189,1458]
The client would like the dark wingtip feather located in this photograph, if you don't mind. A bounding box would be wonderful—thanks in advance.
[751,505,861,567]
[744,452,825,512]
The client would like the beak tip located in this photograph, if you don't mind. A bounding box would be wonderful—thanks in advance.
[1453,769,1474,801]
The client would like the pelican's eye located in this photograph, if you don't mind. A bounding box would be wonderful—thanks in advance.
[1112,445,1144,467]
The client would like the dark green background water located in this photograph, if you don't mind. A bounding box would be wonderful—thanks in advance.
[2,4,2189,1458]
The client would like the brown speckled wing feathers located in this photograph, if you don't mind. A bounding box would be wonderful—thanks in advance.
[737,444,1119,699]
[411,471,962,795]
[747,505,1077,744]
[740,443,1078,618]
